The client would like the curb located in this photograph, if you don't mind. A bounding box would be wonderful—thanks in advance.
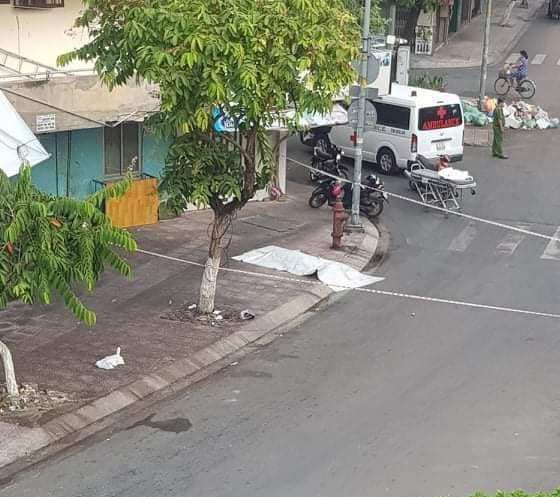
[0,221,380,478]
[410,0,545,71]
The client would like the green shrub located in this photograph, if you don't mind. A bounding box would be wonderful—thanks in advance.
[410,72,448,92]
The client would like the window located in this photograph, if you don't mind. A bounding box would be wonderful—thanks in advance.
[418,104,463,131]
[13,0,64,7]
[373,102,411,130]
[0,0,11,4]
[104,122,141,176]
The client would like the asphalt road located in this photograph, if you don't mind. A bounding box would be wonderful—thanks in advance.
[2,14,560,497]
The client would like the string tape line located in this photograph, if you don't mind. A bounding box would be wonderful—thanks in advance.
[288,156,560,244]
[138,249,560,320]
[136,156,560,320]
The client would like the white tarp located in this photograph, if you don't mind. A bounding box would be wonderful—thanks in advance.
[0,90,50,177]
[233,245,384,291]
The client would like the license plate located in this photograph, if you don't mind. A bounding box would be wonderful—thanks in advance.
[436,142,446,152]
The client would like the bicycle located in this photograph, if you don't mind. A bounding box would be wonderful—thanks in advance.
[494,65,536,99]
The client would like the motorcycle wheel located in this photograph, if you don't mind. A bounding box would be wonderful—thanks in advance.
[308,191,328,208]
[363,198,384,219]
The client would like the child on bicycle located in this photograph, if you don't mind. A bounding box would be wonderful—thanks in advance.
[511,50,529,87]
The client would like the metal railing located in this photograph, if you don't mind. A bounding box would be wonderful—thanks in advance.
[0,48,93,83]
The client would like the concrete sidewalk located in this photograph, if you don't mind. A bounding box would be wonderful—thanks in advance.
[0,181,379,472]
[411,0,546,69]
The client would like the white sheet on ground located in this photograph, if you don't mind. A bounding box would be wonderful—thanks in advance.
[0,90,50,177]
[233,245,384,291]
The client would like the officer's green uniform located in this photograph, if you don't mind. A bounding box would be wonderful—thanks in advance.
[492,105,505,157]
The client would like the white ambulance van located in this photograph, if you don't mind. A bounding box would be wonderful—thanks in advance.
[330,84,464,174]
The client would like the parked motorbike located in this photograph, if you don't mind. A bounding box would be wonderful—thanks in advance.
[299,127,333,152]
[309,145,349,183]
[308,174,387,220]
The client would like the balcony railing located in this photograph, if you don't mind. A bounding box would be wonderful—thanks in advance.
[13,0,64,8]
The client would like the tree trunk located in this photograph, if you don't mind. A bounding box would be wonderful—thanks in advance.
[0,339,18,398]
[198,127,258,314]
[403,6,422,49]
[198,212,231,314]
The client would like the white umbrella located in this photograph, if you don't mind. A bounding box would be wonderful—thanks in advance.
[0,89,50,177]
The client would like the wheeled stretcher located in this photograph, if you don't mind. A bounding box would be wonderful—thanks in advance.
[404,156,477,211]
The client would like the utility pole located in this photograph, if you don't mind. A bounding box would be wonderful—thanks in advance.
[348,0,371,230]
[479,0,492,108]
[388,3,397,36]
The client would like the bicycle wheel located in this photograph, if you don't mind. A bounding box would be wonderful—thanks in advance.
[494,77,510,96]
[518,79,536,99]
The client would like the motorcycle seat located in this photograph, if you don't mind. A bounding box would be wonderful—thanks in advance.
[314,148,334,161]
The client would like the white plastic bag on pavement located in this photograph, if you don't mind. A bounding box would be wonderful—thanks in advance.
[95,347,125,370]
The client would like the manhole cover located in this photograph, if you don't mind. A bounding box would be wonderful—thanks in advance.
[240,215,301,233]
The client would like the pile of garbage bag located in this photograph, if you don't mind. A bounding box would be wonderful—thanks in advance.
[463,100,490,127]
[462,97,559,130]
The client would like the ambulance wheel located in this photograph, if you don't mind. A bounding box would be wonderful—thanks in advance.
[376,148,399,175]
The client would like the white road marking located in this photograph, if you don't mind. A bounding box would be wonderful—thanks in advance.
[541,226,560,260]
[495,230,526,256]
[557,57,560,66]
[448,222,477,252]
[531,54,547,65]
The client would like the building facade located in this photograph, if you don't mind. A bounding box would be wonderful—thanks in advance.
[392,0,482,56]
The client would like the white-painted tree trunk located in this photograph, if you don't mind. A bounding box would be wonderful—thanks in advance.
[198,254,221,314]
[0,339,18,398]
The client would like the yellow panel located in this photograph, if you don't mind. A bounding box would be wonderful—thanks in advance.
[105,178,159,228]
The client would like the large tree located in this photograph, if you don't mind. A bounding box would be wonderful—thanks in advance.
[396,0,439,47]
[343,0,385,32]
[0,166,136,399]
[60,0,359,314]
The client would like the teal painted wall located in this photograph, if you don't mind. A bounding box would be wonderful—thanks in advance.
[142,130,169,179]
[35,127,103,199]
[31,133,60,196]
[69,128,104,198]
[34,126,168,199]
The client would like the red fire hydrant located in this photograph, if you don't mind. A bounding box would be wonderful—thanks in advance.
[331,183,347,249]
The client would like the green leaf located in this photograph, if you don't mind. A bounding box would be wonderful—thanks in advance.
[0,164,134,326]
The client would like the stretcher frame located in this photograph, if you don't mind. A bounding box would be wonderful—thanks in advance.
[406,164,477,211]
